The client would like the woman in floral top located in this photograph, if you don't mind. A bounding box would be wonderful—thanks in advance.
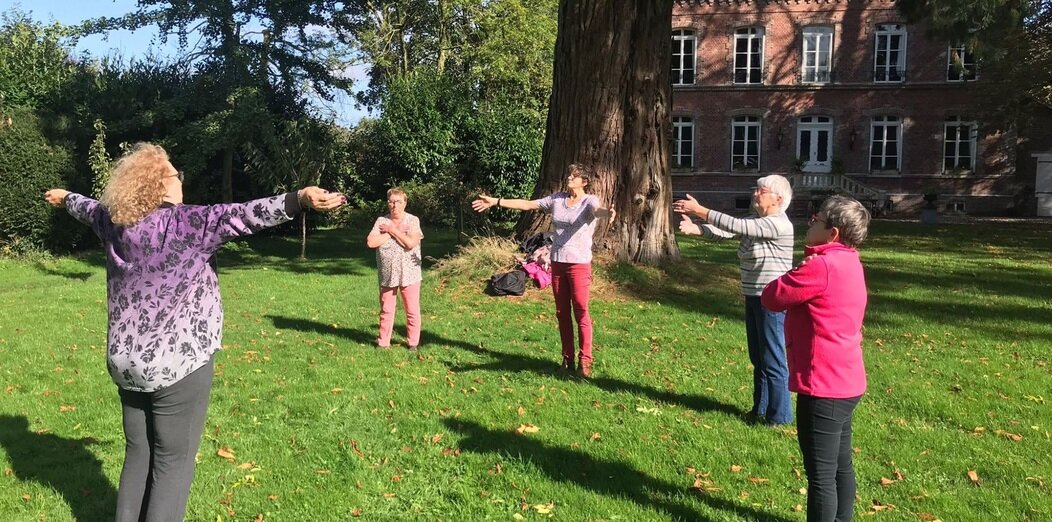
[367,187,424,350]
[44,143,344,522]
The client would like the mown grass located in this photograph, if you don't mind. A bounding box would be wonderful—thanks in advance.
[0,221,1049,521]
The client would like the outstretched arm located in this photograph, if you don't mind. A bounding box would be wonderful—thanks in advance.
[45,189,103,232]
[200,186,344,252]
[472,194,540,212]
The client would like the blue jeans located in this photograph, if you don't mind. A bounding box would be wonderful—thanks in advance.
[797,394,862,522]
[744,296,792,424]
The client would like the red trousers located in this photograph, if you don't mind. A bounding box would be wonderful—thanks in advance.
[551,261,593,365]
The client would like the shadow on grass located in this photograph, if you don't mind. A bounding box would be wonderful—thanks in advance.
[444,417,794,522]
[600,249,744,318]
[450,341,746,418]
[31,261,94,281]
[265,316,746,419]
[0,415,117,520]
[216,228,461,276]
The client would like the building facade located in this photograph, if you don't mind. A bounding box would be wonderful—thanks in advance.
[670,0,1027,217]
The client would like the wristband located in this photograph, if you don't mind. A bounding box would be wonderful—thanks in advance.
[497,198,502,208]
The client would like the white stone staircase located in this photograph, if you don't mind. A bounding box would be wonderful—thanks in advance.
[790,173,891,216]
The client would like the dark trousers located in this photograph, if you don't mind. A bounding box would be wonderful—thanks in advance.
[797,394,862,522]
[116,359,214,522]
[744,296,792,424]
[551,261,593,365]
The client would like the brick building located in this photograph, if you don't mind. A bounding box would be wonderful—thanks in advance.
[669,0,1032,217]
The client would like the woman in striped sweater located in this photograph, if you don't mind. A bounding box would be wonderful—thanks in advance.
[674,175,795,426]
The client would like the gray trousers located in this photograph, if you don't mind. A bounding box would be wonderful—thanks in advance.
[115,358,213,522]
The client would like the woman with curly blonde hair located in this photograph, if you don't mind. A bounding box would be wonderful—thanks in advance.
[44,142,345,521]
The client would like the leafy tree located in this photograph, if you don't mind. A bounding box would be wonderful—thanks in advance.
[242,117,343,258]
[82,0,355,201]
[897,0,1052,125]
[0,10,79,110]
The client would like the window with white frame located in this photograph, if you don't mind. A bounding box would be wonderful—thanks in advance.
[734,27,764,84]
[731,116,761,169]
[874,24,907,82]
[869,115,902,171]
[672,30,696,85]
[944,116,976,171]
[946,44,977,81]
[801,27,833,83]
[672,116,694,168]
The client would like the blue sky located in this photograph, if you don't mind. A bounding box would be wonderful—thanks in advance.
[2,0,371,126]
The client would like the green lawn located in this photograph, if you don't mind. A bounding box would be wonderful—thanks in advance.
[0,221,1049,521]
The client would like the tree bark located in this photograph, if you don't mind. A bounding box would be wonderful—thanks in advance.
[516,0,679,264]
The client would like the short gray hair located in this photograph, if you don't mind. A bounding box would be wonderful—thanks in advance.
[819,195,871,248]
[757,174,793,211]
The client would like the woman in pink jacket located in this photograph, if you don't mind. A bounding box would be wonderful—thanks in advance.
[761,195,871,522]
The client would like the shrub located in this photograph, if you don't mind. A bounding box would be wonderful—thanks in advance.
[0,106,82,251]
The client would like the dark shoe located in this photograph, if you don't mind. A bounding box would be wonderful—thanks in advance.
[408,345,419,352]
[743,412,764,425]
[560,358,575,374]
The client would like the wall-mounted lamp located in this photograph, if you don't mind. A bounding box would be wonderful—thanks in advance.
[848,127,859,150]
[776,127,785,150]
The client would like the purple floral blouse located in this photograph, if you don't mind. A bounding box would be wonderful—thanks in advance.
[65,192,300,392]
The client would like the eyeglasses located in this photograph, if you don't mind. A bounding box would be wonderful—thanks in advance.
[753,187,773,195]
[809,214,828,226]
[168,170,184,183]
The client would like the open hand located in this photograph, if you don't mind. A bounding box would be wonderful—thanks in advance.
[471,194,497,212]
[298,187,346,211]
[44,189,70,208]
[672,194,703,215]
[678,214,701,235]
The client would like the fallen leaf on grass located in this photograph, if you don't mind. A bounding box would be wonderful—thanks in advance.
[994,429,1023,441]
[217,447,236,462]
[793,504,803,512]
[59,404,76,412]
[879,477,896,487]
[383,493,396,499]
[590,432,601,441]
[316,470,330,475]
[533,503,554,514]
[430,433,444,444]
[267,495,278,501]
[730,465,742,473]
[351,507,361,517]
[391,475,401,482]
[350,439,366,459]
[517,405,525,416]
[515,424,540,435]
[967,470,981,485]
[917,512,943,522]
[253,514,264,522]
[21,494,31,501]
[868,499,895,512]
[747,477,769,484]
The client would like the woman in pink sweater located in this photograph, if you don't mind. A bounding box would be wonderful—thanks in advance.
[761,195,871,522]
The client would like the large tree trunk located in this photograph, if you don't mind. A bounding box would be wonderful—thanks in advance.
[516,0,679,264]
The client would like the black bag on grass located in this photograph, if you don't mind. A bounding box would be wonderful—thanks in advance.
[487,269,527,296]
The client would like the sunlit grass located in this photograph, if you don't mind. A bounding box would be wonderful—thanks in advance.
[0,221,1049,521]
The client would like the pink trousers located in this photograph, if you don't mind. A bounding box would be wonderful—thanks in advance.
[377,282,421,347]
[551,261,592,365]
